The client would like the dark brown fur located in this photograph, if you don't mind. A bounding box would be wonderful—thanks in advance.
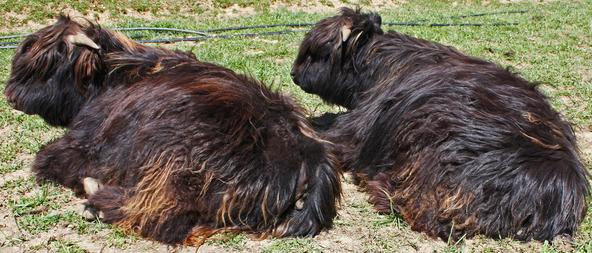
[291,8,589,241]
[5,17,341,245]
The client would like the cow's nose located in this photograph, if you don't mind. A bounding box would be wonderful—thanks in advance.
[290,70,299,85]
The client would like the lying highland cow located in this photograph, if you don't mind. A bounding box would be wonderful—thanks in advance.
[5,16,341,245]
[291,8,589,241]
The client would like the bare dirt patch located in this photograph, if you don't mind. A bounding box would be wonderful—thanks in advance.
[271,1,338,14]
[580,68,592,83]
[271,0,405,14]
[218,4,256,19]
[0,208,22,251]
[53,6,157,25]
[0,169,30,188]
[0,6,153,33]
[0,126,11,137]
[578,131,592,159]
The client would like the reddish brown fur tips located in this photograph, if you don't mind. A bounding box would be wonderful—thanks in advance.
[7,17,342,245]
[293,8,589,241]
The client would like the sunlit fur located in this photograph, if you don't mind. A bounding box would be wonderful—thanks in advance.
[6,16,341,245]
[292,8,589,241]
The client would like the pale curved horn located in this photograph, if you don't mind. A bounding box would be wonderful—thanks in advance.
[67,33,100,50]
[341,25,352,42]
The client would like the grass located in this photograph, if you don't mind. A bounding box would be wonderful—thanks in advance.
[263,238,321,253]
[206,233,248,250]
[0,0,590,252]
[105,227,138,249]
[49,239,87,253]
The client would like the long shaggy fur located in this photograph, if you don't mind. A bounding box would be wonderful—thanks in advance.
[5,16,341,245]
[291,8,589,241]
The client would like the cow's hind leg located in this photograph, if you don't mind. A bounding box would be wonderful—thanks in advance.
[33,136,90,196]
[86,185,200,244]
[86,159,201,245]
[80,177,104,220]
[365,171,398,214]
[85,185,127,223]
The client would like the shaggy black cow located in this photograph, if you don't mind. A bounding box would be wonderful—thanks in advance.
[291,8,589,241]
[5,16,341,245]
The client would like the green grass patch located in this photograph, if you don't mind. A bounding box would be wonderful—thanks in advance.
[0,159,25,175]
[9,183,70,216]
[17,213,64,234]
[6,182,108,235]
[105,227,138,249]
[540,240,561,253]
[262,238,320,253]
[49,239,87,253]
[372,213,407,230]
[1,176,36,195]
[15,211,109,236]
[206,233,248,250]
